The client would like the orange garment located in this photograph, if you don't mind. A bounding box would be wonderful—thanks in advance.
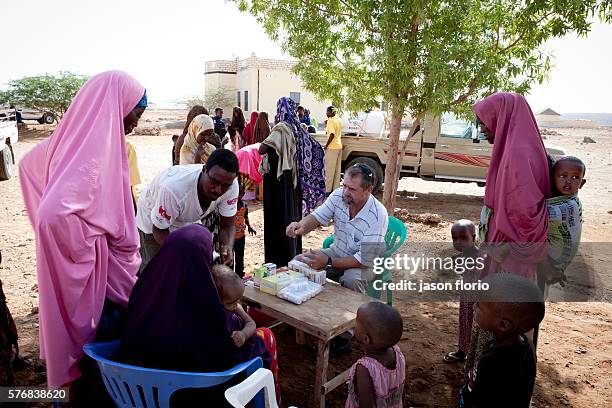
[235,205,247,239]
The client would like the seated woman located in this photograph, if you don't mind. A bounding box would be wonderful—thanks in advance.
[121,225,278,405]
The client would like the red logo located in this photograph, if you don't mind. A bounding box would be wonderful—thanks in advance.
[158,206,171,221]
[227,198,238,206]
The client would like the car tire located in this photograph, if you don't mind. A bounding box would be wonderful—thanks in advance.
[345,157,384,194]
[43,113,55,124]
[0,144,14,181]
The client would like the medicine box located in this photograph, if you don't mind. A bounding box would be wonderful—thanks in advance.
[253,266,268,283]
[260,272,295,295]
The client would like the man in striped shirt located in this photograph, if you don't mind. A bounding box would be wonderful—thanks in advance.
[286,164,388,294]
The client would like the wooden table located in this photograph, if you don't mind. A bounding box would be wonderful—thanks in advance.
[243,281,373,408]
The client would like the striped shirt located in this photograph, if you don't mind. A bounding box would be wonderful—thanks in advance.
[313,188,388,264]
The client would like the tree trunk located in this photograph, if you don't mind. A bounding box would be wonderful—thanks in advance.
[390,117,421,203]
[382,106,403,214]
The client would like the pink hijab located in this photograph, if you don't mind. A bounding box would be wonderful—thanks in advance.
[19,71,144,387]
[473,92,550,278]
[236,143,263,184]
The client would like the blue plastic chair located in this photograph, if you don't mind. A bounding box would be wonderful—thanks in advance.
[83,340,264,408]
[322,216,407,305]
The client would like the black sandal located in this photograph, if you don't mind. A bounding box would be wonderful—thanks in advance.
[443,350,466,363]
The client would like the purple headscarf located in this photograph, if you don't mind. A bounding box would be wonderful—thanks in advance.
[275,97,326,215]
[121,225,240,372]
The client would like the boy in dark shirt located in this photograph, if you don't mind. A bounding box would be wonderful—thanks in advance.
[458,273,545,408]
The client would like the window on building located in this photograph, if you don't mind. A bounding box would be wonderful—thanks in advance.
[237,91,241,108]
[244,90,249,112]
[289,92,301,104]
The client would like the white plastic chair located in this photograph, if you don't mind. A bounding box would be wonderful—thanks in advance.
[225,367,297,408]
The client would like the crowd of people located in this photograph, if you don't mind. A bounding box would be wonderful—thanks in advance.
[0,70,586,407]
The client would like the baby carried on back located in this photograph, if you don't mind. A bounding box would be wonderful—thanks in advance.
[546,156,586,278]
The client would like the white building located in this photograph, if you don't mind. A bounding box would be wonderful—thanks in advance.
[204,54,331,124]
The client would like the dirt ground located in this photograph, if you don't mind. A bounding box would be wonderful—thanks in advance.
[0,110,610,407]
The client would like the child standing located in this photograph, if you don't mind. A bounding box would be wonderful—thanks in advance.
[234,182,256,278]
[444,220,482,363]
[346,302,405,408]
[545,156,587,285]
[458,273,545,408]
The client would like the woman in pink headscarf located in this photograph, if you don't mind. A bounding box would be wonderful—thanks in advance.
[474,92,550,279]
[19,71,147,397]
[465,92,551,370]
[236,142,264,201]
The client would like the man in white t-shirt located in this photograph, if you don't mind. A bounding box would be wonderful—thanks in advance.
[136,149,240,272]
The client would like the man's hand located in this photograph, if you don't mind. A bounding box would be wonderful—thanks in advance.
[286,221,307,238]
[231,331,247,347]
[301,249,328,271]
[221,244,234,267]
[248,226,257,236]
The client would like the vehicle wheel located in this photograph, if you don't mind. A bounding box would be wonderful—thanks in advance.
[345,157,384,193]
[0,144,14,181]
[477,182,486,187]
[43,113,55,124]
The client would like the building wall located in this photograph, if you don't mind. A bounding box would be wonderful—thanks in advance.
[205,56,331,126]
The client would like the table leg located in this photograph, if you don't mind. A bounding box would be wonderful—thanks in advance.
[295,329,306,345]
[314,339,330,408]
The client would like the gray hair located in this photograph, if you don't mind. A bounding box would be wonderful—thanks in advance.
[345,164,374,189]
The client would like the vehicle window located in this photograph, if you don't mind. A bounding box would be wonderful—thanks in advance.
[440,113,473,139]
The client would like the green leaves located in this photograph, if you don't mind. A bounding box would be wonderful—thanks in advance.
[233,0,603,117]
[1,72,88,120]
[232,0,605,209]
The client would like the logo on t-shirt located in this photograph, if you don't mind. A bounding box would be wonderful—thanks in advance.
[158,206,171,221]
[227,198,238,206]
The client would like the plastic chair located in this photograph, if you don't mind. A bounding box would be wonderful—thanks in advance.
[322,216,407,305]
[83,340,264,408]
[225,367,296,408]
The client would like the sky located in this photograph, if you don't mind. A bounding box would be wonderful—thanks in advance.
[1,0,611,113]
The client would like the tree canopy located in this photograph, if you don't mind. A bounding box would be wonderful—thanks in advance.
[0,72,88,121]
[235,0,605,210]
[181,86,237,112]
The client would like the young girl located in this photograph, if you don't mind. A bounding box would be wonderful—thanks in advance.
[347,302,405,408]
[234,182,257,277]
[444,219,482,363]
[211,264,280,401]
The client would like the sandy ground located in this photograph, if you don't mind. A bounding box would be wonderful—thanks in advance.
[0,110,611,407]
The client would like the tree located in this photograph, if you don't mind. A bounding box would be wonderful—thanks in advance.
[181,87,237,111]
[0,72,88,121]
[235,0,601,212]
